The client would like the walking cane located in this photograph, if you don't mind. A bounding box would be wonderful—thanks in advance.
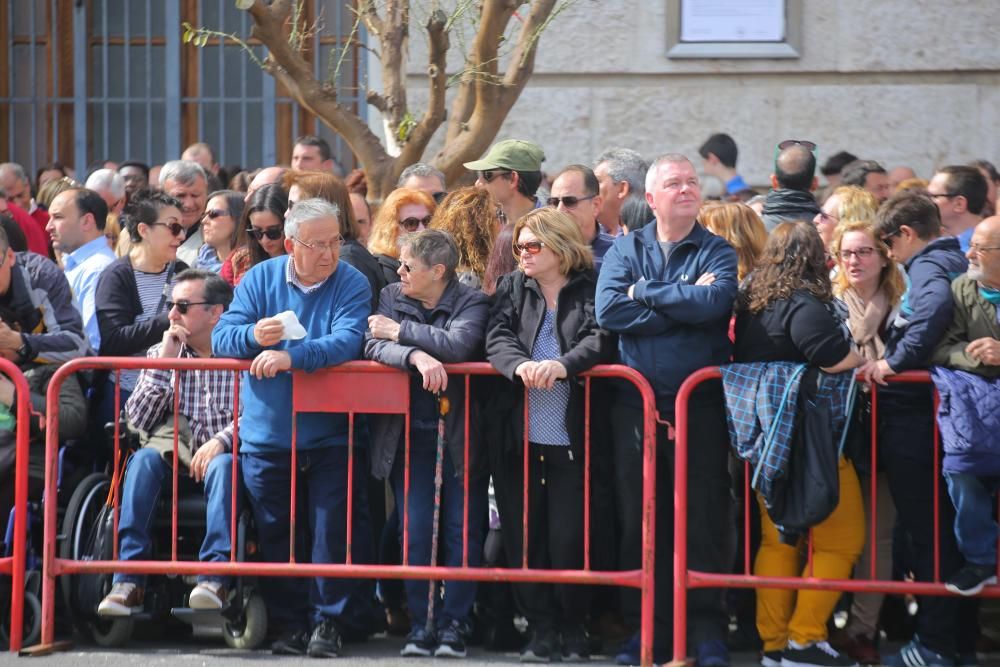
[425,393,450,635]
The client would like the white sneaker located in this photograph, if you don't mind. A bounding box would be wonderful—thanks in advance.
[188,580,227,609]
[97,582,144,616]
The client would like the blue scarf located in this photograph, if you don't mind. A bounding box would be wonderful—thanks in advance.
[981,286,1000,305]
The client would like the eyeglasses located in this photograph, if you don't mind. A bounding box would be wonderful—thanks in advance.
[399,260,423,274]
[247,226,283,241]
[928,192,961,200]
[969,244,1000,254]
[292,235,343,253]
[816,211,839,225]
[150,221,186,237]
[777,139,818,152]
[547,194,596,209]
[879,228,903,247]
[838,247,877,260]
[432,191,447,204]
[400,215,432,232]
[478,169,511,183]
[166,300,212,314]
[203,208,229,220]
[513,241,545,255]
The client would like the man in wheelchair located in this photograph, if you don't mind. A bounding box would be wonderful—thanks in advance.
[98,269,238,617]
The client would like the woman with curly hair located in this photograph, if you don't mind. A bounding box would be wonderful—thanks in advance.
[367,187,436,286]
[700,202,767,282]
[429,186,501,289]
[734,221,866,667]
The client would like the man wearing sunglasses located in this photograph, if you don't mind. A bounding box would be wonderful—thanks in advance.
[464,139,545,224]
[596,153,738,667]
[864,190,975,667]
[760,140,821,233]
[213,198,375,658]
[549,165,613,271]
[397,162,448,203]
[99,270,239,617]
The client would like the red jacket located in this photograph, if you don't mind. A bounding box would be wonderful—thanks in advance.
[5,203,50,256]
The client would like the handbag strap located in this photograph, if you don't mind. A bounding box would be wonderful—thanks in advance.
[837,374,859,457]
[751,363,807,490]
[153,261,177,316]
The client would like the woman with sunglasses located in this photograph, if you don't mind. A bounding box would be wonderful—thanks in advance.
[196,190,245,273]
[429,186,501,290]
[367,187,436,286]
[485,208,613,662]
[222,183,288,287]
[95,191,189,409]
[284,170,383,312]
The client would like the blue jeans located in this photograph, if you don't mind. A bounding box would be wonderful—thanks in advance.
[114,447,236,586]
[241,446,375,633]
[945,471,1000,567]
[389,432,486,630]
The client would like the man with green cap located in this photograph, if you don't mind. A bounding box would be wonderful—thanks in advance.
[464,139,545,224]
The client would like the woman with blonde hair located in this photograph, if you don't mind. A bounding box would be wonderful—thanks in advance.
[813,186,879,254]
[429,186,501,289]
[486,207,613,661]
[700,202,767,281]
[367,187,436,285]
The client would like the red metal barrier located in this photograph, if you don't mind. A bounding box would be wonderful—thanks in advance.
[0,358,33,652]
[36,358,659,666]
[671,367,1000,665]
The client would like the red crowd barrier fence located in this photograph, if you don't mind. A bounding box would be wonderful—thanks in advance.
[671,367,1000,666]
[0,358,33,652]
[36,358,660,666]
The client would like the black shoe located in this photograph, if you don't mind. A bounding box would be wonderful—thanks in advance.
[401,626,437,657]
[562,624,590,661]
[945,563,998,596]
[435,620,468,658]
[307,619,343,658]
[521,628,557,663]
[781,641,858,667]
[272,628,310,655]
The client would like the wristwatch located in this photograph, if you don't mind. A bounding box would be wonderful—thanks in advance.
[16,336,32,362]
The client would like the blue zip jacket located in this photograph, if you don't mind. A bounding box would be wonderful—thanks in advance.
[595,221,737,416]
[211,256,372,453]
[930,367,1000,476]
[884,236,967,373]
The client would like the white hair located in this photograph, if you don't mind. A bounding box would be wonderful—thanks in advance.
[285,198,341,239]
[85,168,126,199]
[159,159,207,187]
[644,153,695,193]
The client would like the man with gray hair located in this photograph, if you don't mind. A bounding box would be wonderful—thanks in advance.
[213,198,375,658]
[84,168,127,215]
[0,162,49,242]
[593,148,647,236]
[160,160,209,266]
[397,162,447,202]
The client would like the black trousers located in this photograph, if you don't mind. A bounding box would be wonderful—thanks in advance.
[879,392,979,655]
[494,443,589,631]
[611,386,733,649]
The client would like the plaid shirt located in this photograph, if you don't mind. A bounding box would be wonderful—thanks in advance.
[124,343,236,450]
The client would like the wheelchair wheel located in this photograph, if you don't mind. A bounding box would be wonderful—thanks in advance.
[222,590,267,650]
[59,472,110,634]
[89,615,134,647]
[0,589,41,649]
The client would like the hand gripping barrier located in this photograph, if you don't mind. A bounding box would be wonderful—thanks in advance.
[671,367,1000,665]
[0,358,31,652]
[35,358,660,666]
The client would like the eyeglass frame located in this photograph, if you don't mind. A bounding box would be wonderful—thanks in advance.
[203,208,230,220]
[879,228,904,248]
[837,246,878,261]
[246,226,284,241]
[547,194,596,209]
[291,234,344,253]
[166,300,214,315]
[968,244,1000,254]
[513,240,546,257]
[399,215,433,232]
[148,221,186,238]
[478,169,512,184]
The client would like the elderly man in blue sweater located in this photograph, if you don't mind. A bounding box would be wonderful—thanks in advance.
[212,198,374,659]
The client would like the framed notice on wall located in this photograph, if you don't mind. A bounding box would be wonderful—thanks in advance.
[666,0,802,59]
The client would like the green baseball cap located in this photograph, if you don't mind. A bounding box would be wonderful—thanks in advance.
[463,139,545,172]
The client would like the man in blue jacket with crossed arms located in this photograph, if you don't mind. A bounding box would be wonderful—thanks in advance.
[596,153,738,667]
[212,198,374,659]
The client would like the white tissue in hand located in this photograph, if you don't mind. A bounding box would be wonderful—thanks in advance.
[275,310,307,340]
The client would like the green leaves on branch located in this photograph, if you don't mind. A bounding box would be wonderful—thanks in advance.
[180,22,265,69]
[397,112,416,144]
[182,23,210,47]
[234,0,255,9]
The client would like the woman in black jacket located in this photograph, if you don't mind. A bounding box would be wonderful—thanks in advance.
[365,229,489,658]
[485,207,613,662]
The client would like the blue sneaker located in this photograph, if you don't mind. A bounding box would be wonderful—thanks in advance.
[883,638,955,666]
[613,632,670,665]
[697,639,730,666]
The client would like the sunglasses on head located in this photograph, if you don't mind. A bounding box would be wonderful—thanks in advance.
[777,139,818,152]
[203,208,229,220]
[547,194,596,209]
[150,221,186,237]
[400,215,432,232]
[166,300,211,314]
[513,241,545,256]
[478,169,512,183]
[247,226,283,241]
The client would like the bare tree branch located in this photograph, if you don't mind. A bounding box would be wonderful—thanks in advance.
[396,8,448,169]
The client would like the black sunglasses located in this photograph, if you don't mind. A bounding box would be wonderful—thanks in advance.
[166,300,212,314]
[432,191,447,204]
[247,226,283,241]
[400,215,432,232]
[478,169,512,183]
[203,208,229,220]
[547,194,596,209]
[777,139,818,152]
[150,221,186,237]
[879,228,903,247]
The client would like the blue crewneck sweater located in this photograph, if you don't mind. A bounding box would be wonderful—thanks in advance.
[212,256,372,453]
